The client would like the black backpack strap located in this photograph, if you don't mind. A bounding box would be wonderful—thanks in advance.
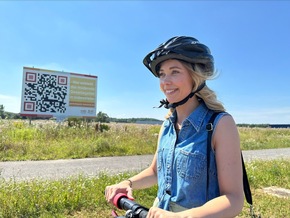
[206,112,253,206]
[242,154,253,205]
[206,112,221,200]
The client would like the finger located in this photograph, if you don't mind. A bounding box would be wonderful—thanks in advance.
[105,187,114,202]
[126,188,134,200]
[108,189,119,203]
[147,207,154,218]
[104,187,110,201]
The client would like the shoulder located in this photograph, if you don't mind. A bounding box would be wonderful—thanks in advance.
[212,113,239,149]
[209,112,234,131]
[217,113,237,131]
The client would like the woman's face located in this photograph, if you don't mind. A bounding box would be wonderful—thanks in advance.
[159,59,193,103]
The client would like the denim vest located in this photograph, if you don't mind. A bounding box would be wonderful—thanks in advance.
[156,102,227,210]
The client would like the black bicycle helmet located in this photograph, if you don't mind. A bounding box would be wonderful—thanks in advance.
[143,36,214,77]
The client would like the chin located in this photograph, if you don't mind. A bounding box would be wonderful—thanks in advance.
[167,97,180,103]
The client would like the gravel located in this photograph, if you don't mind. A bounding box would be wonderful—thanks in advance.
[1,148,290,182]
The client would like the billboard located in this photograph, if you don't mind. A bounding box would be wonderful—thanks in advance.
[20,67,98,119]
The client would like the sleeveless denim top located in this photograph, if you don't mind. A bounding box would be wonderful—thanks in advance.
[156,102,227,210]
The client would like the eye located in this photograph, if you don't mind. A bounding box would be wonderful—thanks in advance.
[159,72,165,78]
[172,70,180,75]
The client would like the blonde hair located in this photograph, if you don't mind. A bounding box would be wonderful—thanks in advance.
[165,60,225,118]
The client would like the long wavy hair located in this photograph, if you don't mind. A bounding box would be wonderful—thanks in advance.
[164,60,225,118]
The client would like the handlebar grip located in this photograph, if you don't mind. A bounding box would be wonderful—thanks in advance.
[113,193,128,209]
[112,193,148,218]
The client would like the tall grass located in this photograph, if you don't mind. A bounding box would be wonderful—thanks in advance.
[1,120,290,161]
[239,127,290,150]
[0,120,159,161]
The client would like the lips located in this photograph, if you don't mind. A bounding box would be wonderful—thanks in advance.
[166,89,175,94]
[164,88,179,100]
[165,88,177,94]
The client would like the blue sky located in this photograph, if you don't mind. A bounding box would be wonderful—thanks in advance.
[0,1,289,124]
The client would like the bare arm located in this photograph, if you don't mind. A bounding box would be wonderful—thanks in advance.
[105,123,164,203]
[105,149,158,203]
[127,152,158,189]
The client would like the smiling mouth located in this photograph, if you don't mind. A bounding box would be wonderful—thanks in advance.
[165,89,178,95]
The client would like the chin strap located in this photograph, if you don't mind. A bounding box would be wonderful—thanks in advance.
[156,82,206,109]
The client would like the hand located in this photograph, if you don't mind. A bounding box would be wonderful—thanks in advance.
[147,207,177,218]
[104,181,134,204]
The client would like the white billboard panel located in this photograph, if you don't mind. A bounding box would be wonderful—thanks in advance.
[20,67,98,119]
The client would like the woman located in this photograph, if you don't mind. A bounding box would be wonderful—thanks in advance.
[105,36,244,217]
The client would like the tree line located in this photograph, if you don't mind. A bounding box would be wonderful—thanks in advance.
[2,104,286,127]
[0,105,22,119]
[0,105,161,124]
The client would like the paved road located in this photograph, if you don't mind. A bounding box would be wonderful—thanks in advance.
[1,148,290,181]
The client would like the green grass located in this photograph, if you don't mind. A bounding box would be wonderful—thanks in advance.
[1,120,290,161]
[0,172,157,218]
[238,160,290,218]
[0,160,289,217]
[0,120,290,217]
[0,120,159,161]
[239,127,290,150]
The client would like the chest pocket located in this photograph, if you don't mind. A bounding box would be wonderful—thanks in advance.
[176,149,206,181]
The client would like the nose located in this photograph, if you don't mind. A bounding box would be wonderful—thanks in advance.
[160,74,172,85]
[160,75,172,93]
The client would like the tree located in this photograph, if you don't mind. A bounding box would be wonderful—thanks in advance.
[96,111,110,123]
[0,104,5,119]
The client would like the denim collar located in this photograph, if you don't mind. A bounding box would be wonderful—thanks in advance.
[168,101,210,132]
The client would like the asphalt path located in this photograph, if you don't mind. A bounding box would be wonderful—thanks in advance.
[1,148,290,182]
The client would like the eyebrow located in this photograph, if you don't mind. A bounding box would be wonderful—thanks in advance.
[159,65,182,72]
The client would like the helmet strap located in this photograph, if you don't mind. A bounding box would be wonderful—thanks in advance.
[156,82,206,109]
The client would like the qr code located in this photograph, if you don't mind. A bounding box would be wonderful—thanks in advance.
[23,73,68,113]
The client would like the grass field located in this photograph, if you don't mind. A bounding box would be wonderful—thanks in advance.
[0,119,290,217]
[1,120,290,161]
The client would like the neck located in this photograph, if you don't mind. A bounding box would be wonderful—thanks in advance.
[175,96,200,124]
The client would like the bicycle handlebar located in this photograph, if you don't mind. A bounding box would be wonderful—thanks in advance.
[113,193,148,218]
